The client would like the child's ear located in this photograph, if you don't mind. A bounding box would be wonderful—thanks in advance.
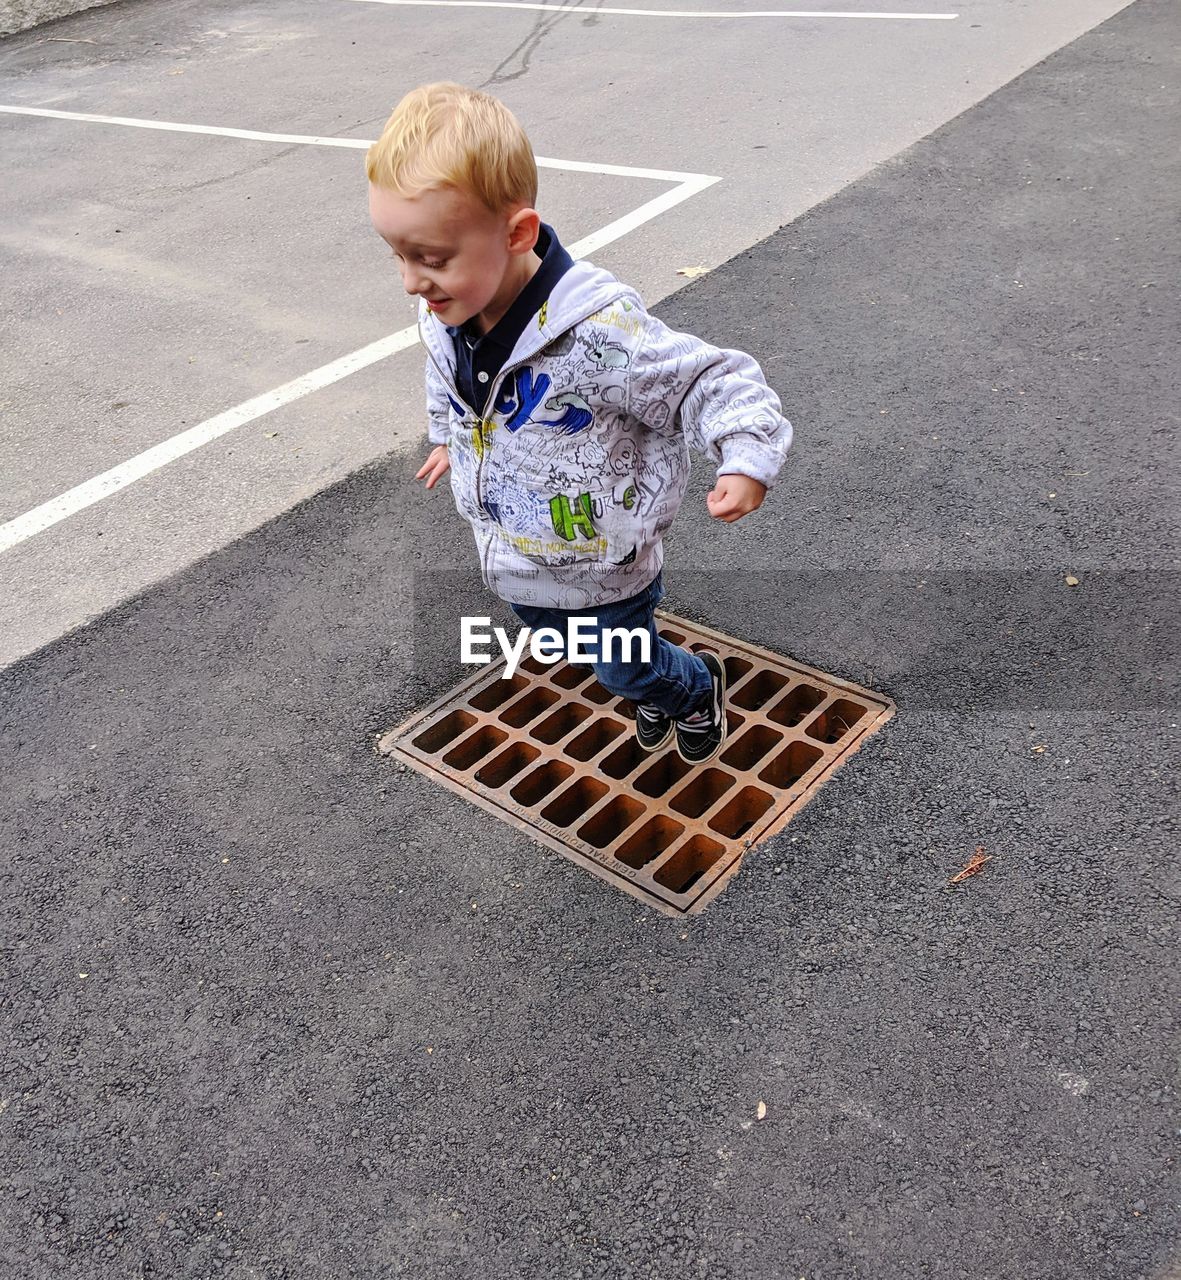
[507,207,541,255]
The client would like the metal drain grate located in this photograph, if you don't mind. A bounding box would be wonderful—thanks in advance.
[378,612,894,915]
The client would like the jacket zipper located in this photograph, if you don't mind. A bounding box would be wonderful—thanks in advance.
[419,295,629,576]
[419,318,531,521]
[420,326,497,583]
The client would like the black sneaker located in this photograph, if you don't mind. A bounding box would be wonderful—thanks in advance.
[675,652,727,765]
[634,702,673,752]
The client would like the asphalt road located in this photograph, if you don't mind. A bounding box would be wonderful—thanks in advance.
[1,1,1178,1278]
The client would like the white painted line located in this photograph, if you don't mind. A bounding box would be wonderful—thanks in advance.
[0,105,710,183]
[0,104,372,149]
[0,330,421,554]
[348,0,957,17]
[569,172,718,259]
[0,107,720,553]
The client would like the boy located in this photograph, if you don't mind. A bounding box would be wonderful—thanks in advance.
[367,83,792,765]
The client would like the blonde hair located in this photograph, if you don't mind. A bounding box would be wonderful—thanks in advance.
[366,82,538,214]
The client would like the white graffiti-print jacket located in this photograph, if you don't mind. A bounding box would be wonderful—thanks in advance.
[418,257,793,610]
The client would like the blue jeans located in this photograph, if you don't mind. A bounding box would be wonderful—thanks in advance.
[510,573,711,719]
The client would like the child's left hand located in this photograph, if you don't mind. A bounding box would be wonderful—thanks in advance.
[706,474,767,522]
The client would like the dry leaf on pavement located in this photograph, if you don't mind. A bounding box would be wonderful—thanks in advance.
[948,847,993,884]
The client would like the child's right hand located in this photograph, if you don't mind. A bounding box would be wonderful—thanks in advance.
[415,444,450,489]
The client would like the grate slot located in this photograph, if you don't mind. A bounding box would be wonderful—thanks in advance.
[806,698,868,745]
[768,682,825,727]
[443,724,507,771]
[732,668,789,710]
[616,815,684,869]
[578,795,646,849]
[724,655,754,685]
[581,680,615,705]
[381,609,893,916]
[470,673,529,712]
[600,737,649,779]
[541,776,609,826]
[654,834,726,894]
[634,753,693,798]
[669,767,735,820]
[708,786,775,839]
[499,685,560,727]
[412,708,476,753]
[511,759,574,807]
[564,717,626,762]
[720,723,780,770]
[551,664,592,690]
[475,740,541,789]
[531,702,593,744]
[759,740,824,789]
[517,653,554,677]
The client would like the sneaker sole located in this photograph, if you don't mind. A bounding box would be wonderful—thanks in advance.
[675,652,728,765]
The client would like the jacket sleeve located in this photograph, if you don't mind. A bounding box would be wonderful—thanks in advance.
[425,355,452,447]
[627,312,793,489]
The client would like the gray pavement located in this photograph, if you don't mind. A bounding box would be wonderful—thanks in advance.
[0,0,1132,664]
[1,1,1179,1278]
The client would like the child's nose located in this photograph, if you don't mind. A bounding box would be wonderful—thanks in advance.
[402,267,430,296]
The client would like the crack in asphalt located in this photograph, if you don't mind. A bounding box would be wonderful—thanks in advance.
[481,0,608,86]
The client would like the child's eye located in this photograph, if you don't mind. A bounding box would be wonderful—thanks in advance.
[389,249,447,270]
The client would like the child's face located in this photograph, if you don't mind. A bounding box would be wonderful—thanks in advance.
[369,183,535,333]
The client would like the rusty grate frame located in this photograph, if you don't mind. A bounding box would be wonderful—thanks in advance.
[378,611,894,916]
